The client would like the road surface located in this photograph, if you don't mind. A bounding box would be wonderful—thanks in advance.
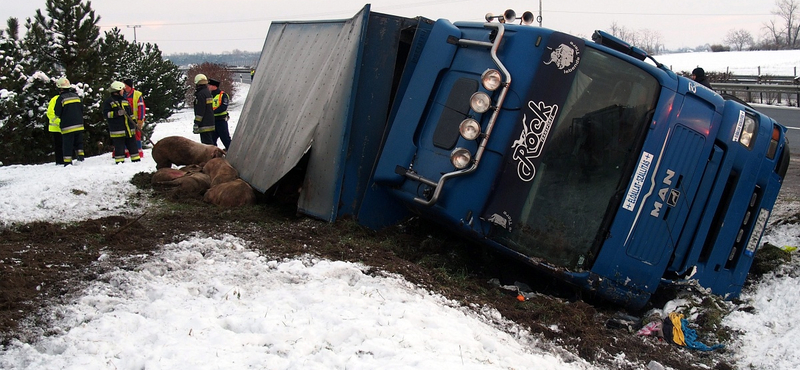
[754,105,799,152]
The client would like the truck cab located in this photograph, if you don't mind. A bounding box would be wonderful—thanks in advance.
[230,6,789,309]
[372,17,790,308]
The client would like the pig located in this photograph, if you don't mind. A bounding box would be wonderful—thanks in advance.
[152,136,225,169]
[203,157,239,187]
[203,179,256,207]
[154,172,212,200]
[179,164,204,173]
[151,168,188,184]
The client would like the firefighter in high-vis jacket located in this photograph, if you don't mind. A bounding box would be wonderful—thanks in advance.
[103,81,141,164]
[193,74,216,145]
[46,94,64,165]
[122,78,146,158]
[208,78,231,150]
[53,77,85,165]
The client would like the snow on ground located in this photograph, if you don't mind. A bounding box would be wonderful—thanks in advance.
[2,236,583,370]
[0,55,799,368]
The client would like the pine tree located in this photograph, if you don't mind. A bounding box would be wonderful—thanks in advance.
[0,17,57,164]
[35,0,102,83]
[134,42,185,146]
[0,0,185,164]
[11,0,108,163]
[99,28,185,146]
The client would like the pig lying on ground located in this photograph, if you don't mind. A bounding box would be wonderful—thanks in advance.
[153,172,211,200]
[151,168,188,184]
[180,164,204,173]
[152,136,225,169]
[203,157,239,187]
[203,179,256,207]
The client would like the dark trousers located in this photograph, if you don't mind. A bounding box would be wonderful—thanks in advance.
[62,131,84,164]
[52,132,64,164]
[112,136,140,163]
[199,131,215,145]
[213,119,231,150]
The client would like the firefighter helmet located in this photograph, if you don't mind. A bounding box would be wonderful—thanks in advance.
[55,77,71,89]
[109,81,125,93]
[194,73,208,85]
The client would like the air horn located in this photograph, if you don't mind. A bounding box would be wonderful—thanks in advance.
[485,9,535,25]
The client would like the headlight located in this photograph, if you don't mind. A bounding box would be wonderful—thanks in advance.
[450,148,472,169]
[459,118,481,140]
[481,69,503,91]
[739,114,757,148]
[470,92,492,113]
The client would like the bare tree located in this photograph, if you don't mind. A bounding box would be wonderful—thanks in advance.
[724,29,755,51]
[638,28,663,54]
[608,22,639,46]
[765,0,800,49]
[606,22,661,54]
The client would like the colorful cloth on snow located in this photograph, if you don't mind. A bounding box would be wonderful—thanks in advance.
[636,321,662,336]
[662,312,725,351]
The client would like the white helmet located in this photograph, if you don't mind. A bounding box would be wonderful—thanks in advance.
[194,73,208,85]
[109,81,125,93]
[56,77,71,89]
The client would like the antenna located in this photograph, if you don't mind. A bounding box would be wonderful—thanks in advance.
[538,0,543,27]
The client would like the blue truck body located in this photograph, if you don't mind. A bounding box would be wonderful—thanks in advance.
[229,5,790,309]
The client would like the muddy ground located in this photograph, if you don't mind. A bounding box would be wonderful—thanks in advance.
[1,156,798,369]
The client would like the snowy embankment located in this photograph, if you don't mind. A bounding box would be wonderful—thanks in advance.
[654,50,800,76]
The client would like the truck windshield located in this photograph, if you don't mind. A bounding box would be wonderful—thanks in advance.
[492,47,660,270]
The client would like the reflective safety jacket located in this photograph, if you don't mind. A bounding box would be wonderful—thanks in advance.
[193,85,215,133]
[212,90,230,120]
[103,94,135,138]
[123,88,146,123]
[46,95,61,133]
[54,90,84,134]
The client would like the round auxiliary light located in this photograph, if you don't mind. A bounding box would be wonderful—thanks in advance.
[459,118,481,140]
[470,92,492,113]
[450,148,472,169]
[481,69,503,91]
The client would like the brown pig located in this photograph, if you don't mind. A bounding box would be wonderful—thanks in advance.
[203,157,239,187]
[203,179,256,207]
[152,136,225,169]
[179,164,204,173]
[154,172,212,200]
[151,168,188,184]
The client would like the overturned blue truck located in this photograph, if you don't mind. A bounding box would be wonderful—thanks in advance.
[228,5,791,309]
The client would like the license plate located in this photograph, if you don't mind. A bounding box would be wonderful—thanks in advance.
[745,208,770,256]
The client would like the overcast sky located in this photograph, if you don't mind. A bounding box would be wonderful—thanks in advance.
[2,1,779,55]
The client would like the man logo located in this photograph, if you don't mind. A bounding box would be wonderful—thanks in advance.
[667,189,681,208]
[650,169,679,218]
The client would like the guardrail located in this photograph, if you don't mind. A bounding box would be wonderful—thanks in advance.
[712,78,800,107]
[228,67,253,74]
[720,75,800,84]
[178,67,253,73]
